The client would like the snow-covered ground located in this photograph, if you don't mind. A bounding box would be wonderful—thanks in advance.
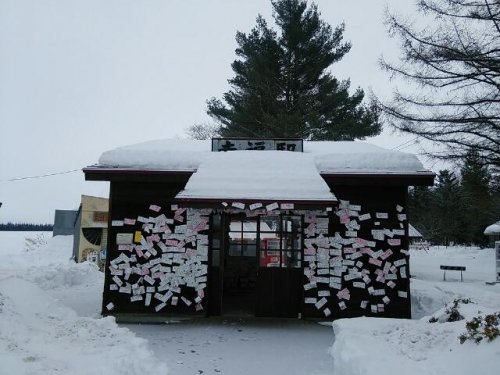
[331,246,500,375]
[125,318,333,375]
[1,232,499,375]
[0,232,167,375]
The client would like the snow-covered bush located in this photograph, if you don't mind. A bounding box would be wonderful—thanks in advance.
[428,298,473,323]
[459,312,500,344]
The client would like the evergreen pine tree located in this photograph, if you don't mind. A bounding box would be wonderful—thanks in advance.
[490,173,500,226]
[207,0,381,140]
[408,186,436,242]
[431,170,464,246]
[460,150,492,246]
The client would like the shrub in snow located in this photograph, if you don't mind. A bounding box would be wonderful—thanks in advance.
[428,298,473,323]
[459,312,500,344]
[24,233,48,252]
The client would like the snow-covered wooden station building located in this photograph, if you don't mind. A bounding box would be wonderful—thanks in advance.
[84,138,434,320]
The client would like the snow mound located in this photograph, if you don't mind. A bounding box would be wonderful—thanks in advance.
[1,234,74,270]
[331,245,500,375]
[410,279,457,319]
[331,315,500,375]
[331,298,500,375]
[0,277,168,375]
[25,261,103,291]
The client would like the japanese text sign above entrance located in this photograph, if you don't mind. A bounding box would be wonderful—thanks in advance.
[212,138,303,152]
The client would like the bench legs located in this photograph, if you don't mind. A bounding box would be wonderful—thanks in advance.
[442,270,464,282]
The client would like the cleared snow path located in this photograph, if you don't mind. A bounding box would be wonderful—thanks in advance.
[124,317,334,375]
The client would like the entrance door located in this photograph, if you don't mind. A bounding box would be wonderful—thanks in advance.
[255,214,303,317]
[221,215,258,315]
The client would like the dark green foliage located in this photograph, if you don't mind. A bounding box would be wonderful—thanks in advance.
[459,312,500,344]
[432,171,465,246]
[0,223,53,231]
[491,174,500,225]
[408,186,438,241]
[408,152,498,246]
[461,151,494,246]
[207,0,381,140]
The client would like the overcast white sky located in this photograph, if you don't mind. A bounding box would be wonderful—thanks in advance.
[0,0,442,223]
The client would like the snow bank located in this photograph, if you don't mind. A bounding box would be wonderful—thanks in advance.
[96,139,426,174]
[0,277,168,375]
[0,233,105,317]
[331,246,500,375]
[24,261,102,291]
[0,232,168,374]
[331,301,500,375]
[1,233,101,290]
[0,232,72,270]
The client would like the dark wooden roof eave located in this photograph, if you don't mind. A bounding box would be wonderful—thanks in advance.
[83,167,195,182]
[173,197,337,210]
[320,171,435,186]
[83,166,435,186]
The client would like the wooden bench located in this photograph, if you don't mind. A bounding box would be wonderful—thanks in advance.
[440,265,466,282]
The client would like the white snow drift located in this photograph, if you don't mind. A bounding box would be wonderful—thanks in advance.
[330,246,500,375]
[0,233,168,375]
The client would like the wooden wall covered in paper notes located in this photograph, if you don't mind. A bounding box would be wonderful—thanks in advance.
[102,178,213,316]
[301,185,411,319]
[101,177,412,320]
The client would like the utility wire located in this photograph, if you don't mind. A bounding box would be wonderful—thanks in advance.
[397,140,420,152]
[391,136,420,151]
[0,168,82,182]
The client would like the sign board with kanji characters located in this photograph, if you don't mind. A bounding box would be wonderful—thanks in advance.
[211,138,303,152]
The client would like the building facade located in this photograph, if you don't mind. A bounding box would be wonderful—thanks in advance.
[85,139,434,320]
[72,195,109,269]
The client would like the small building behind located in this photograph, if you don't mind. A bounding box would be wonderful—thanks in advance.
[53,209,78,236]
[408,224,429,251]
[484,220,500,247]
[72,195,109,269]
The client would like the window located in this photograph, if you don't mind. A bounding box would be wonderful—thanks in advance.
[228,218,257,257]
[260,215,302,268]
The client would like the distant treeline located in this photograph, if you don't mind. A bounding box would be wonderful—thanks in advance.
[0,223,53,231]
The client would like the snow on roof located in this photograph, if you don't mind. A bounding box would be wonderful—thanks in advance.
[97,139,426,173]
[98,139,210,171]
[484,221,500,235]
[175,151,337,202]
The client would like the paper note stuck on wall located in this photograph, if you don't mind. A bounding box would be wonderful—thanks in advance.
[116,233,133,245]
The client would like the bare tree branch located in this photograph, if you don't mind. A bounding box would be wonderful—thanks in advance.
[377,0,500,167]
